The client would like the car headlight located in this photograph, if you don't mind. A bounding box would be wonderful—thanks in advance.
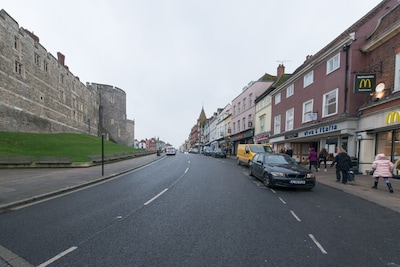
[271,171,285,177]
[306,173,315,179]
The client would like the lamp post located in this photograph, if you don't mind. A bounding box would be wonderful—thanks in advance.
[102,133,105,176]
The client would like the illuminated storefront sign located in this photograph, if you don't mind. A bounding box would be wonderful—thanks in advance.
[304,124,338,136]
[386,111,400,124]
[354,74,376,93]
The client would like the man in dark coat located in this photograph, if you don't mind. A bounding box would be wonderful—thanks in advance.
[331,148,352,184]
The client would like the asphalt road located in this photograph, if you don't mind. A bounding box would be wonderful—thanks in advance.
[0,153,399,266]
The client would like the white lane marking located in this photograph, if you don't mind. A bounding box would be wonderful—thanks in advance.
[38,246,78,267]
[278,197,286,204]
[184,167,189,174]
[144,188,168,205]
[270,189,276,193]
[309,234,328,254]
[290,210,301,222]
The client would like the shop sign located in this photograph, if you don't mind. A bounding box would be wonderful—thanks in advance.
[354,74,376,93]
[386,111,400,124]
[304,124,338,136]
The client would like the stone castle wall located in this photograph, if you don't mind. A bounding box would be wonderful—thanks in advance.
[0,9,134,146]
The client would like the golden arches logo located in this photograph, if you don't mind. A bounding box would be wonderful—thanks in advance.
[359,79,372,89]
[386,111,400,124]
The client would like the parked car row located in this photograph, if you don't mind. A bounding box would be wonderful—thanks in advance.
[196,146,316,190]
[202,147,227,158]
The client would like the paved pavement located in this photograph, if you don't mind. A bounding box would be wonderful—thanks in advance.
[0,153,399,266]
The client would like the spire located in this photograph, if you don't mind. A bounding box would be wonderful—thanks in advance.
[198,106,207,124]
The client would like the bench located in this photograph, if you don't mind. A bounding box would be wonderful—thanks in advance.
[0,156,34,165]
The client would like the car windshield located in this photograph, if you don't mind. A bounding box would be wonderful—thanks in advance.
[250,145,272,153]
[264,154,296,165]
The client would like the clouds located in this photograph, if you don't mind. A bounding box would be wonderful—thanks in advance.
[2,0,380,147]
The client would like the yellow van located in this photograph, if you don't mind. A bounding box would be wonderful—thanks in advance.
[237,144,273,165]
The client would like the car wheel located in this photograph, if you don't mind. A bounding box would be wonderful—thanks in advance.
[263,173,272,188]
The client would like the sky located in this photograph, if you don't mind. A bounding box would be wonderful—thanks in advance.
[2,0,382,147]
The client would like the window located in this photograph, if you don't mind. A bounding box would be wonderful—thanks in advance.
[14,61,22,75]
[237,120,241,132]
[13,36,19,50]
[44,60,48,72]
[242,117,246,130]
[243,98,246,110]
[259,115,265,132]
[249,93,253,107]
[395,52,400,92]
[248,114,252,127]
[286,108,294,131]
[34,53,40,67]
[274,114,281,134]
[274,92,281,104]
[303,71,314,88]
[323,89,338,117]
[286,84,294,98]
[264,96,270,106]
[327,53,340,74]
[60,74,64,84]
[233,122,236,133]
[238,102,241,113]
[233,105,236,116]
[257,101,262,111]
[302,100,314,123]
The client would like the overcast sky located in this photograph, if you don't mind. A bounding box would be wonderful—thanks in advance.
[2,0,381,147]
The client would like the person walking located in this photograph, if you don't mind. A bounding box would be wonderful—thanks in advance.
[308,147,319,171]
[331,148,352,184]
[318,148,328,172]
[286,147,293,157]
[371,153,394,193]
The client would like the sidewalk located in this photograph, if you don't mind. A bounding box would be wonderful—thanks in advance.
[0,154,399,214]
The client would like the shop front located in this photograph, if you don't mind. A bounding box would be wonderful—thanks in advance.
[230,129,254,156]
[358,108,400,177]
[269,120,357,165]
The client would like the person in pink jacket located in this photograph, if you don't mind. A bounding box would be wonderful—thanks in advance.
[371,153,394,193]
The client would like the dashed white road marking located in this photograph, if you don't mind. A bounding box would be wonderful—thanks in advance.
[290,210,301,222]
[144,188,168,205]
[309,234,328,254]
[38,246,78,267]
[278,197,286,204]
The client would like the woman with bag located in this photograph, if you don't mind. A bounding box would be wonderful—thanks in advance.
[371,153,394,193]
[318,148,328,172]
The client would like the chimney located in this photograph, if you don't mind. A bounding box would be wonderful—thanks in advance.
[277,64,285,79]
[57,52,65,66]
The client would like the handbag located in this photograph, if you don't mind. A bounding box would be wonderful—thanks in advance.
[348,170,355,181]
[369,169,375,175]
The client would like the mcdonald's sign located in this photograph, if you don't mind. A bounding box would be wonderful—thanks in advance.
[354,74,376,93]
[386,111,400,124]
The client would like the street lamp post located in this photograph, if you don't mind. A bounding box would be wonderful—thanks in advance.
[102,133,105,176]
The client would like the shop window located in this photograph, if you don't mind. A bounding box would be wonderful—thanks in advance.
[395,52,400,92]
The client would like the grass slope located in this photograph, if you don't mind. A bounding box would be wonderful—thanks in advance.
[0,132,137,162]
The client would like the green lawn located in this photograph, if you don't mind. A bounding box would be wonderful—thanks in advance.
[0,132,139,162]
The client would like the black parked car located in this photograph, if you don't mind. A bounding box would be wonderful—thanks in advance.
[212,148,226,158]
[249,153,316,189]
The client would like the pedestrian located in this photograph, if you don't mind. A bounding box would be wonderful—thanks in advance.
[318,148,328,172]
[331,148,352,184]
[308,147,319,171]
[286,146,293,157]
[371,153,394,193]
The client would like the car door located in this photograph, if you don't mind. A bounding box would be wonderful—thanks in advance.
[252,153,264,178]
